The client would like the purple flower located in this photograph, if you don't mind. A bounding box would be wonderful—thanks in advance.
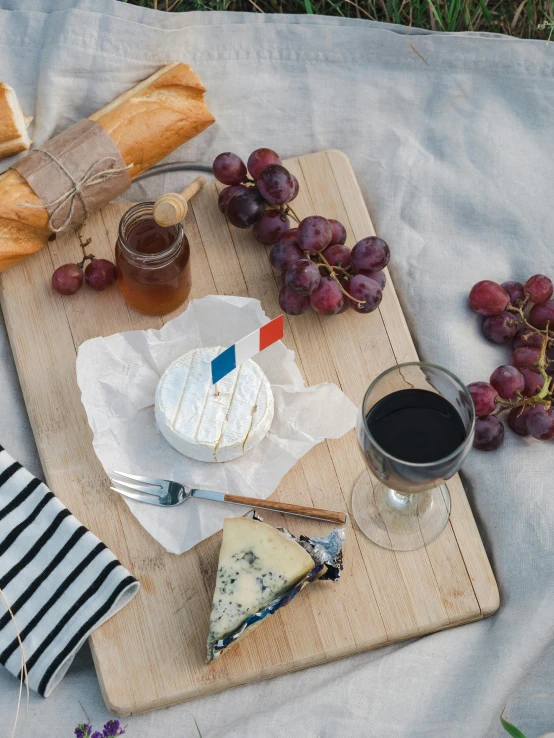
[103,721,125,737]
[75,719,125,738]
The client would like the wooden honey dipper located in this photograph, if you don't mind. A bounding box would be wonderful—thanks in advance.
[152,176,206,227]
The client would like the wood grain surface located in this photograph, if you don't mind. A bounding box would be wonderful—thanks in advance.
[0,150,499,716]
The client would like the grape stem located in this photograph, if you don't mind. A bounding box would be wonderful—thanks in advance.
[507,299,553,338]
[494,321,553,414]
[284,205,301,224]
[74,222,95,268]
[75,222,89,249]
[315,251,366,307]
[325,261,351,276]
[77,253,96,268]
[266,204,300,225]
[535,320,553,402]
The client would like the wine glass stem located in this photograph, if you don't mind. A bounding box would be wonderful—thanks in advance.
[387,489,418,512]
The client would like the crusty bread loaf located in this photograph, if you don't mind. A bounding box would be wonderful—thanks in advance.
[0,63,215,272]
[0,83,32,158]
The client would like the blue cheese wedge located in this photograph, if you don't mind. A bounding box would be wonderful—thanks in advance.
[206,517,315,661]
[155,347,274,462]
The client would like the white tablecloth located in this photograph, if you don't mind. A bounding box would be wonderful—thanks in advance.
[0,2,553,736]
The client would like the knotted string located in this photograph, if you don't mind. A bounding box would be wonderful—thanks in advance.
[19,148,131,232]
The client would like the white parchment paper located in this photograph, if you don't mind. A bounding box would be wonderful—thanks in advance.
[76,295,357,553]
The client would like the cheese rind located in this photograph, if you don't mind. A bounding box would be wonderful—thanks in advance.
[155,346,274,462]
[206,517,315,660]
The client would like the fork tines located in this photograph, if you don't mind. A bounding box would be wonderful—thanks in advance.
[111,471,165,499]
[113,470,163,487]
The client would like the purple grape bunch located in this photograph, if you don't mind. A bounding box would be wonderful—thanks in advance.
[214,148,296,237]
[273,225,389,317]
[213,148,391,317]
[468,275,554,451]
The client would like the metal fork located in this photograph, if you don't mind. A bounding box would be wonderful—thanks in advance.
[110,471,347,524]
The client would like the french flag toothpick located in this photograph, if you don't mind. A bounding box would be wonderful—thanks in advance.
[211,314,285,384]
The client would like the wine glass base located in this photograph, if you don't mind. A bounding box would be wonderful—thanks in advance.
[351,470,451,551]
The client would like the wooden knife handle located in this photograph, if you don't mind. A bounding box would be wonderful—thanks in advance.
[223,493,347,524]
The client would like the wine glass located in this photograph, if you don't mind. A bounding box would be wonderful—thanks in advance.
[351,362,475,551]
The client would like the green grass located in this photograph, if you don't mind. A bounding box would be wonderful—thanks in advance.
[122,0,553,39]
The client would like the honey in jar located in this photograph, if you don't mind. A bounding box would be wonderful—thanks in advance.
[116,202,191,316]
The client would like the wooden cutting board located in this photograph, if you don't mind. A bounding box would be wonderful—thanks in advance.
[0,150,499,715]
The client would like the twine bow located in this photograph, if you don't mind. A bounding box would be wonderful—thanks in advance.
[20,148,131,233]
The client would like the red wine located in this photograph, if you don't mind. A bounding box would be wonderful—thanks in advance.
[366,389,466,464]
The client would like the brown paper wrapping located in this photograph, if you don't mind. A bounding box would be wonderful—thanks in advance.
[0,62,215,272]
[13,119,131,233]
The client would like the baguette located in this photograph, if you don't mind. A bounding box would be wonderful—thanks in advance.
[0,63,215,272]
[0,83,32,159]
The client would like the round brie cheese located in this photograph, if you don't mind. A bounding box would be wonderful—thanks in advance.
[155,346,274,463]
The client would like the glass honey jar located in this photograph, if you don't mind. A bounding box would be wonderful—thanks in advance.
[116,202,191,316]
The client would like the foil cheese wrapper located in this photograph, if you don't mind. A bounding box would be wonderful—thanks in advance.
[209,524,345,661]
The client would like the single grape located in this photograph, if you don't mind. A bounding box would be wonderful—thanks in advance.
[289,174,299,201]
[218,184,246,214]
[225,187,266,228]
[285,259,321,296]
[347,274,382,314]
[355,269,386,290]
[84,259,117,291]
[310,277,344,315]
[256,164,296,205]
[473,416,504,451]
[507,406,530,436]
[212,152,247,186]
[529,300,554,330]
[482,311,517,344]
[328,219,347,245]
[468,281,510,316]
[525,405,554,440]
[252,210,290,245]
[510,346,541,369]
[269,238,304,272]
[52,263,83,295]
[322,243,351,268]
[247,148,281,180]
[278,285,310,315]
[351,237,390,272]
[490,365,525,399]
[297,216,332,254]
[524,274,553,304]
[501,280,525,306]
[513,325,543,350]
[520,367,544,397]
[467,381,498,417]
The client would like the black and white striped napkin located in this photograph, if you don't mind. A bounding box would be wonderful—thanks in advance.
[0,445,139,697]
